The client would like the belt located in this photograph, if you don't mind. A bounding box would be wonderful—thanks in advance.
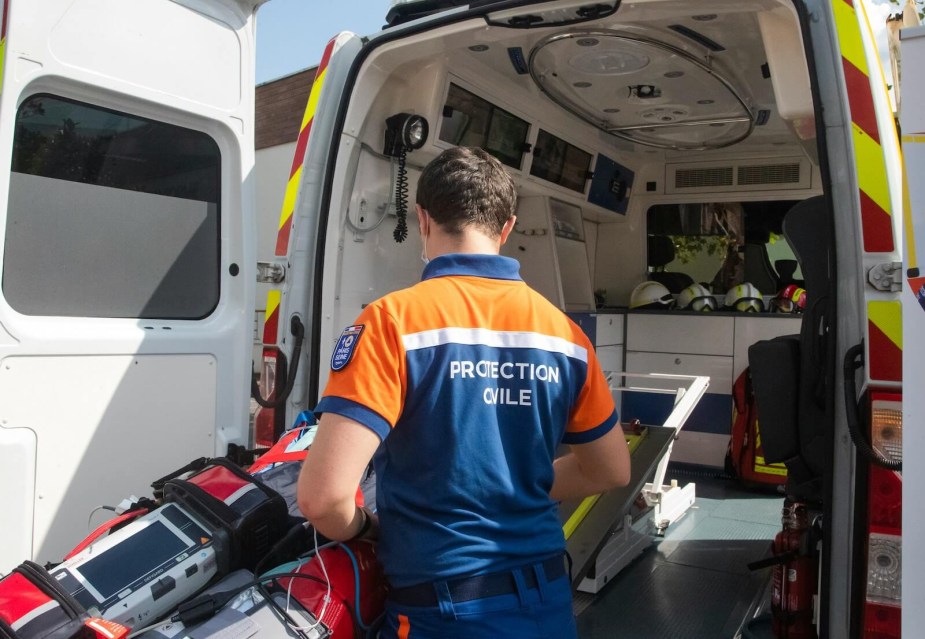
[387,556,567,606]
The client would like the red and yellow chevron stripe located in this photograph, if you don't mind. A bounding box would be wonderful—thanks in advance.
[262,37,336,347]
[1,0,10,92]
[262,290,281,346]
[273,37,336,257]
[868,300,901,383]
[833,0,895,253]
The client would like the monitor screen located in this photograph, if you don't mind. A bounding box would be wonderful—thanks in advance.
[530,130,591,193]
[439,83,529,169]
[78,520,188,599]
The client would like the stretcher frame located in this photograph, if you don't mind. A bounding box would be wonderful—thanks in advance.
[562,372,710,593]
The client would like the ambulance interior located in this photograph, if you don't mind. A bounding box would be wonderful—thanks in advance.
[316,0,830,634]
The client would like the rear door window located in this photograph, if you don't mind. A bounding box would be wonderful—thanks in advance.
[3,94,221,319]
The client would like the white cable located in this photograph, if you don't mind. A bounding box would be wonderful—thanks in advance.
[86,505,117,529]
[125,619,169,639]
[285,526,332,633]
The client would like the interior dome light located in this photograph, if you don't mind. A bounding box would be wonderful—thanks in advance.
[569,50,650,75]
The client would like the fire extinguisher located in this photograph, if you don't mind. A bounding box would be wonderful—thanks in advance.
[770,501,818,639]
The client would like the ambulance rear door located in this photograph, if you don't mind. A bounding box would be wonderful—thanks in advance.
[900,22,925,636]
[0,0,260,570]
[811,0,905,635]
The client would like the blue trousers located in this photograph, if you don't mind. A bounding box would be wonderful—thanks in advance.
[380,561,577,639]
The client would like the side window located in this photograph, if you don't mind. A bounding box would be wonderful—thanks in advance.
[2,94,221,319]
[646,201,802,297]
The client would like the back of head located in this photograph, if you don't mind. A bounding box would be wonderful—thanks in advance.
[416,147,517,238]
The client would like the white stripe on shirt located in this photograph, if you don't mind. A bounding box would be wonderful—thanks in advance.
[401,327,588,363]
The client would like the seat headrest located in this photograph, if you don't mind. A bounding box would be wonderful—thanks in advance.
[782,196,829,298]
[647,235,676,268]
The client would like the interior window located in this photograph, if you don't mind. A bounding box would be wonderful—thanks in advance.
[2,94,221,319]
[439,83,529,170]
[646,201,803,297]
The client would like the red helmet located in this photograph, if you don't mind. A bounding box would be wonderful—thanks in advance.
[773,285,807,313]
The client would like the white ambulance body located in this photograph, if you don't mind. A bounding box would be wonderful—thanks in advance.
[0,0,916,636]
[900,21,925,637]
[0,0,260,567]
[256,1,908,636]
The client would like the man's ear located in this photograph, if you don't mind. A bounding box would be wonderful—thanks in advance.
[416,204,429,236]
[499,215,517,246]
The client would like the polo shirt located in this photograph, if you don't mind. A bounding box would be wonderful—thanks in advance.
[314,253,618,587]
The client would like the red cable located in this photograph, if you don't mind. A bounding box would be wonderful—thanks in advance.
[64,508,149,560]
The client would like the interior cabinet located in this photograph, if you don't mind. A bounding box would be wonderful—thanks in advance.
[594,313,624,372]
[503,196,594,311]
[623,312,801,469]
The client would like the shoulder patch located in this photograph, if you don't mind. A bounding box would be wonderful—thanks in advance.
[331,324,365,371]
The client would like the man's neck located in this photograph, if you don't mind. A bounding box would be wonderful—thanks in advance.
[428,228,501,258]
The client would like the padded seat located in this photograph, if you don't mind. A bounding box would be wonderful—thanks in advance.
[647,235,694,293]
[747,196,832,503]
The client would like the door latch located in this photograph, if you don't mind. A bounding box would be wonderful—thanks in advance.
[867,262,902,292]
[257,261,286,284]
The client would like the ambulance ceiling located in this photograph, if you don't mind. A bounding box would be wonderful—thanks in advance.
[448,0,807,154]
[528,30,753,150]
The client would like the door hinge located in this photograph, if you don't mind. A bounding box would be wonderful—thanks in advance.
[257,261,286,284]
[867,262,902,292]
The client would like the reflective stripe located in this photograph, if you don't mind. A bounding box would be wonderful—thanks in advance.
[0,0,8,92]
[11,600,58,631]
[854,123,890,213]
[402,328,588,362]
[277,167,302,232]
[868,301,902,383]
[902,135,924,285]
[833,0,866,72]
[273,38,336,256]
[832,0,895,253]
[262,290,281,345]
[754,456,788,477]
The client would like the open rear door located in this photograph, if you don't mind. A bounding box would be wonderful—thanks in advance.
[0,0,260,570]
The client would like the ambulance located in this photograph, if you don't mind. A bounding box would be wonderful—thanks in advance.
[0,0,918,637]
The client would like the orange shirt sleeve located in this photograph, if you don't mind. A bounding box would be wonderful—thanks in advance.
[314,302,406,440]
[562,337,619,444]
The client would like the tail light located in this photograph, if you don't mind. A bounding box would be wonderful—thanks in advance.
[254,347,286,448]
[862,393,902,639]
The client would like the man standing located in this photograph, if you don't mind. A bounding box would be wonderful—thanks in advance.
[298,146,630,638]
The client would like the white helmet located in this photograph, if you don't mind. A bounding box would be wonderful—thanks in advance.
[630,281,674,309]
[724,282,764,312]
[677,283,717,312]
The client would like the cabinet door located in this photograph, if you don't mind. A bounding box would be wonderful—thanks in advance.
[596,345,623,375]
[624,351,732,392]
[503,196,562,306]
[622,351,733,457]
[626,314,734,355]
[595,314,624,346]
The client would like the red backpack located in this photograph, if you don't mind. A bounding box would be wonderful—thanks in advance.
[726,368,788,486]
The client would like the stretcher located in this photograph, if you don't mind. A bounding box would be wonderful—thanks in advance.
[560,373,710,593]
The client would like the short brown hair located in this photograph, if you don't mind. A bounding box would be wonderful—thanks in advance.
[416,147,517,237]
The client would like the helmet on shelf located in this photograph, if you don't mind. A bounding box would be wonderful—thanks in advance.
[677,283,717,312]
[630,281,675,310]
[771,285,807,313]
[783,284,807,308]
[724,282,764,312]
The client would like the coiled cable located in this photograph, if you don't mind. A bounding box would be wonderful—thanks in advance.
[393,149,409,243]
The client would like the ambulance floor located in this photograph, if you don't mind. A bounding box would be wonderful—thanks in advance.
[576,469,783,639]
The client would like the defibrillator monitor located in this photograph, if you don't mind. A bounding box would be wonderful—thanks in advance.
[51,504,223,628]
